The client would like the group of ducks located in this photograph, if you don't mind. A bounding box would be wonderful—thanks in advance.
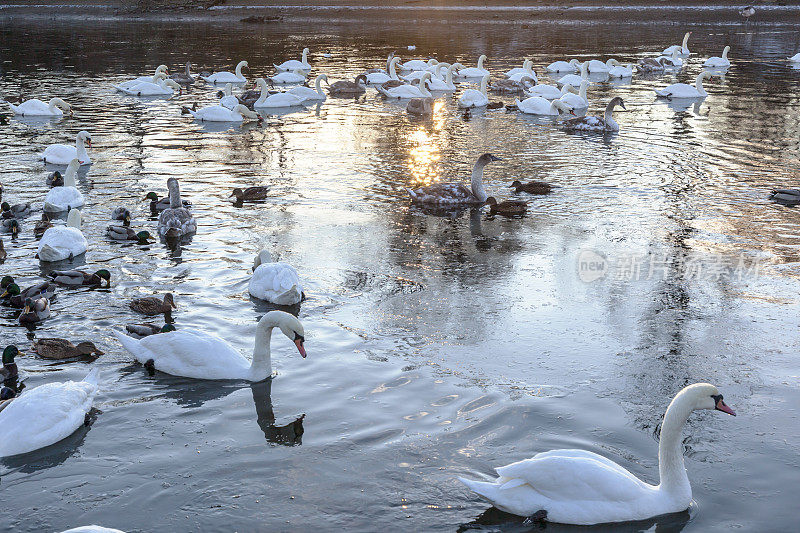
[0,34,769,531]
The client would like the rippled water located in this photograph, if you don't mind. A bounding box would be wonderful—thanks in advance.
[1,13,800,532]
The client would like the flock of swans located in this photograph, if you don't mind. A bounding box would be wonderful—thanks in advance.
[6,29,794,529]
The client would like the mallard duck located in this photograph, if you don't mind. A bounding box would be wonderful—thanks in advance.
[1,201,32,219]
[485,197,528,216]
[0,387,15,414]
[47,170,64,187]
[19,296,50,324]
[144,191,191,213]
[32,338,104,359]
[230,186,269,204]
[1,218,19,237]
[50,269,111,288]
[0,238,5,263]
[111,207,132,226]
[34,213,54,237]
[129,293,176,315]
[0,346,19,381]
[158,178,196,238]
[125,323,176,337]
[107,225,155,244]
[769,189,800,206]
[511,180,553,195]
[2,280,57,308]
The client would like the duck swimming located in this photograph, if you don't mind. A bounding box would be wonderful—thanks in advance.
[2,218,19,238]
[129,293,176,316]
[111,207,131,225]
[485,197,527,217]
[511,180,553,195]
[19,296,51,325]
[408,153,501,207]
[32,338,104,360]
[34,213,54,237]
[2,201,32,219]
[1,278,57,308]
[125,323,176,337]
[230,186,270,204]
[107,225,156,244]
[144,191,191,213]
[50,269,111,288]
[0,346,19,381]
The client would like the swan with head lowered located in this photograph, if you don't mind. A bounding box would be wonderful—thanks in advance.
[202,61,248,84]
[378,72,432,99]
[408,153,501,206]
[37,207,88,262]
[558,80,590,109]
[459,383,736,525]
[43,130,91,166]
[514,96,573,116]
[545,59,581,73]
[44,158,84,212]
[187,103,260,122]
[249,250,304,305]
[555,61,588,88]
[458,74,490,108]
[114,310,306,381]
[275,48,311,72]
[9,97,71,117]
[505,59,533,78]
[663,31,692,57]
[117,78,182,97]
[428,64,458,92]
[655,71,713,98]
[0,367,100,457]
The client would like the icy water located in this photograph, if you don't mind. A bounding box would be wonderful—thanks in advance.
[1,12,800,532]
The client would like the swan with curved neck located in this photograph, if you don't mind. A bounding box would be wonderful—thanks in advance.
[202,60,248,84]
[508,61,537,82]
[288,74,328,102]
[663,31,692,56]
[704,46,731,68]
[114,310,306,381]
[275,47,311,71]
[655,71,712,98]
[514,96,573,116]
[456,54,489,78]
[563,97,625,132]
[556,61,588,88]
[459,383,736,525]
[428,63,457,91]
[458,74,489,108]
[558,80,589,109]
[44,158,84,212]
[408,153,501,206]
[43,130,92,165]
[252,78,306,107]
[9,97,71,117]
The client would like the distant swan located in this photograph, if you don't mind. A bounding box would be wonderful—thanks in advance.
[269,69,307,85]
[9,97,71,117]
[116,78,182,96]
[378,72,432,99]
[505,59,532,78]
[456,55,490,79]
[274,48,311,71]
[188,103,260,122]
[655,71,712,98]
[202,60,248,84]
[408,153,501,206]
[608,60,635,77]
[703,46,731,68]
[459,383,735,525]
[545,59,580,73]
[116,65,168,90]
[662,31,692,57]
[562,97,625,132]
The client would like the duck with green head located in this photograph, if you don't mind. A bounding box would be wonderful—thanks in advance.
[19,296,50,324]
[125,323,176,337]
[106,225,155,244]
[50,269,111,288]
[144,191,191,213]
[1,201,31,219]
[1,218,19,238]
[0,346,19,381]
[1,279,57,308]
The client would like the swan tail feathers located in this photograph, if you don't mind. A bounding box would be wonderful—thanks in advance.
[113,329,146,363]
[8,103,19,114]
[498,478,528,490]
[459,477,503,501]
[43,202,61,213]
[83,366,100,386]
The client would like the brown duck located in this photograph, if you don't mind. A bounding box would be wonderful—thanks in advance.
[33,338,104,359]
[230,186,269,203]
[510,180,553,195]
[34,213,53,237]
[129,293,176,315]
[485,197,528,216]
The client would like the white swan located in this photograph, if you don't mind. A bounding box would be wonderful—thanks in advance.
[456,55,490,78]
[116,65,168,90]
[367,57,400,85]
[249,250,304,305]
[158,178,196,238]
[507,62,537,83]
[524,82,568,100]
[399,58,435,72]
[270,68,307,84]
[43,130,91,166]
[556,61,588,87]
[585,59,615,73]
[428,64,458,91]
[288,74,328,102]
[44,158,84,212]
[788,53,800,62]
[0,367,99,457]
[38,208,87,262]
[377,72,432,99]
[60,527,125,533]
[219,83,239,109]
[562,97,625,132]
[274,47,311,71]
[704,46,731,68]
[253,78,306,107]
[114,310,306,381]
[408,153,500,206]
[202,61,248,84]
[655,71,712,98]
[9,97,71,117]
[514,96,573,116]
[663,31,692,56]
[117,78,182,97]
[189,103,260,122]
[545,59,580,73]
[505,59,531,77]
[458,74,489,108]
[661,49,684,68]
[459,383,735,525]
[608,60,635,78]
[558,80,590,109]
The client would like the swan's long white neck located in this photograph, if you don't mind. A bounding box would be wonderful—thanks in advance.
[249,322,274,381]
[255,79,270,105]
[66,208,81,229]
[446,64,455,85]
[551,99,569,115]
[479,75,488,96]
[682,32,690,50]
[477,55,486,70]
[418,74,432,97]
[390,58,399,80]
[75,135,89,161]
[235,61,246,79]
[471,160,489,202]
[49,98,66,113]
[579,81,588,100]
[301,48,309,64]
[695,73,708,96]
[722,46,730,60]
[672,49,680,63]
[64,160,79,187]
[580,61,588,78]
[657,390,694,497]
[314,75,324,95]
[604,101,618,123]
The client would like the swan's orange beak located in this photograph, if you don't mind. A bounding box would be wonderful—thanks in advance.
[715,398,736,416]
[295,339,306,358]
[86,139,92,148]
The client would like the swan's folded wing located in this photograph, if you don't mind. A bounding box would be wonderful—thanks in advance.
[494,450,652,503]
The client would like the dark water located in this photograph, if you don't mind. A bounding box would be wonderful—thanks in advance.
[1,12,800,532]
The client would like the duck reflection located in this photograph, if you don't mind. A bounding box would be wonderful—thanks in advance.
[458,506,690,533]
[250,379,305,446]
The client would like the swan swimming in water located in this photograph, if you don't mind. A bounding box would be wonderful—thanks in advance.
[458,74,490,108]
[43,130,92,166]
[116,65,168,90]
[459,383,736,525]
[662,31,692,57]
[562,97,625,132]
[514,96,573,116]
[158,178,196,238]
[9,97,71,117]
[455,55,490,79]
[274,48,311,71]
[44,158,84,212]
[704,46,731,68]
[249,250,304,305]
[545,59,580,73]
[37,208,88,262]
[202,61,248,84]
[408,153,501,206]
[655,71,713,98]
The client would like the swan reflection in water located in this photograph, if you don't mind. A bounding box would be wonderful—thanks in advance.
[458,506,691,533]
[250,379,305,446]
